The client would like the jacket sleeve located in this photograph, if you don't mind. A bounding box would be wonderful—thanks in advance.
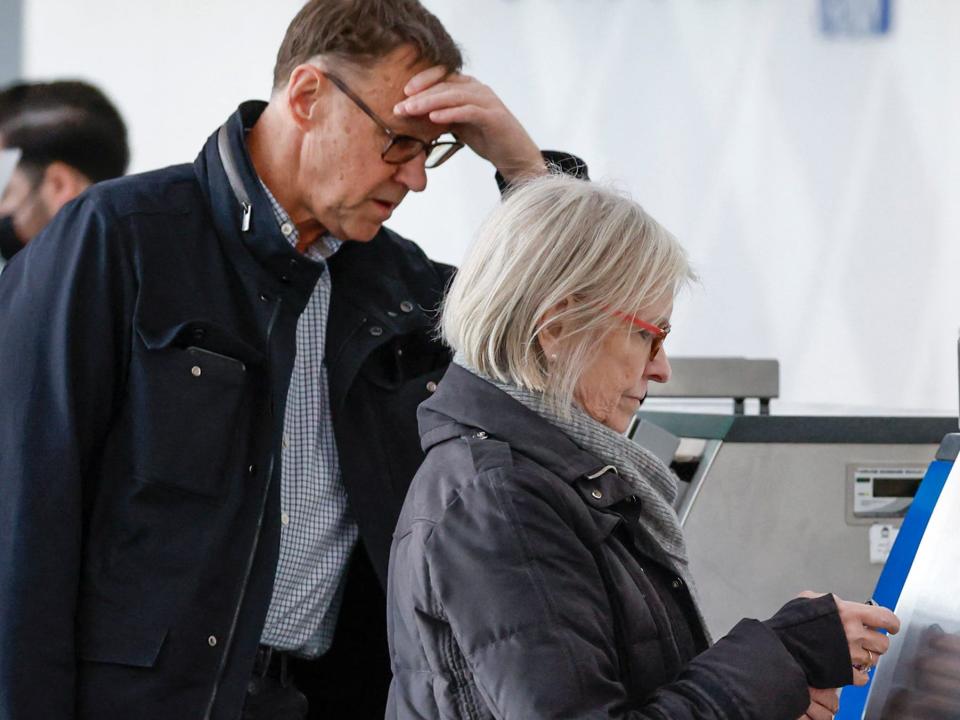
[422,468,812,720]
[0,194,133,718]
[494,150,590,195]
[764,594,853,688]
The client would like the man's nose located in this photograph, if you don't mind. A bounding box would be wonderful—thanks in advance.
[392,152,428,193]
[645,348,672,384]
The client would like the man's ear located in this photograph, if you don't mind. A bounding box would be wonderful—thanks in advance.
[40,162,90,214]
[536,298,570,362]
[285,64,327,130]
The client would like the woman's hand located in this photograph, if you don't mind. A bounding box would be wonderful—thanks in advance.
[799,687,839,719]
[798,592,900,685]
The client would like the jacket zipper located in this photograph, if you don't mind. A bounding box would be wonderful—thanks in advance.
[203,295,283,719]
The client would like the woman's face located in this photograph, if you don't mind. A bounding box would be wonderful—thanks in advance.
[574,293,673,433]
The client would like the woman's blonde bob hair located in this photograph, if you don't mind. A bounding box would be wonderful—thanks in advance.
[442,174,696,411]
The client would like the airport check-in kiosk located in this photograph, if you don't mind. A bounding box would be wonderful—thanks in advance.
[634,358,960,718]
[633,411,956,639]
[838,433,960,720]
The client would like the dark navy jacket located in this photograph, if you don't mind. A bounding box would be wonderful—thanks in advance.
[0,102,458,719]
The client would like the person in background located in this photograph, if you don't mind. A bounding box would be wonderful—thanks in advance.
[0,79,128,263]
[387,175,899,719]
[0,1,586,718]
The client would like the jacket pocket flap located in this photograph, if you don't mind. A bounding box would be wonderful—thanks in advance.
[78,613,169,668]
[136,319,264,366]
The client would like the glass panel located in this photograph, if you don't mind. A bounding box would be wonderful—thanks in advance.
[863,459,960,718]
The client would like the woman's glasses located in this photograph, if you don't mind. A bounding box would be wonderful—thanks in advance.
[611,310,671,361]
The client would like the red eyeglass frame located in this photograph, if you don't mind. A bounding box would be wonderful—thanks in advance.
[611,310,671,361]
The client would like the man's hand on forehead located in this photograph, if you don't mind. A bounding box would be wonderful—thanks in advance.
[394,66,546,184]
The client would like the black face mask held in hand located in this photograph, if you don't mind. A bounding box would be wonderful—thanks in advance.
[0,215,23,261]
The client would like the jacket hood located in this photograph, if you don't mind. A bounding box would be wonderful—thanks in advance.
[418,363,608,485]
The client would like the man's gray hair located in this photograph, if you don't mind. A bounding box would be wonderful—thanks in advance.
[442,175,696,411]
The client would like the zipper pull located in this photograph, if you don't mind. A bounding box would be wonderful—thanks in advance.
[241,202,252,232]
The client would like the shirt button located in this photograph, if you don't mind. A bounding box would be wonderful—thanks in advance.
[400,301,414,313]
[282,434,290,449]
[369,326,383,337]
[247,464,256,476]
[591,489,603,500]
[671,578,683,589]
[280,222,294,236]
[281,512,290,526]
[426,381,438,393]
[208,635,218,647]
[191,366,202,377]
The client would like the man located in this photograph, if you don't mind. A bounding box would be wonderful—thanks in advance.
[0,1,586,718]
[0,80,128,263]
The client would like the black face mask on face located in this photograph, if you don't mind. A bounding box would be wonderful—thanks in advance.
[0,215,24,261]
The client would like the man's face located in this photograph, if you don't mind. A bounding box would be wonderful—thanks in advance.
[0,165,53,244]
[293,45,448,242]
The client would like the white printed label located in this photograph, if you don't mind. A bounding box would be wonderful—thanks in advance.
[869,523,899,564]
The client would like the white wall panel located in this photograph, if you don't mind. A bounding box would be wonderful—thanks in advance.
[22,0,960,414]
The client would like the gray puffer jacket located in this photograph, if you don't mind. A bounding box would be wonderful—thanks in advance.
[386,364,852,719]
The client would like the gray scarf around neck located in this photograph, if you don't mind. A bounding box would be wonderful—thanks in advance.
[455,356,709,638]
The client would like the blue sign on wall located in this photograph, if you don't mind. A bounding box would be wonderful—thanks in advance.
[821,0,893,36]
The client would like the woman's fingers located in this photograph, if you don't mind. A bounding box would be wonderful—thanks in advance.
[852,666,871,686]
[802,687,839,719]
[862,629,890,656]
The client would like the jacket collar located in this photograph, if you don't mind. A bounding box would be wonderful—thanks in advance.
[194,101,321,313]
[418,363,608,485]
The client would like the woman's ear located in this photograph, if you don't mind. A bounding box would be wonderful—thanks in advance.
[285,64,326,130]
[536,298,569,363]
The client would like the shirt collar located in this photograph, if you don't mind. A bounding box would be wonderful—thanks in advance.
[257,178,342,262]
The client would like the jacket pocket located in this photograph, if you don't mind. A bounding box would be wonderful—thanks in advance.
[78,609,169,668]
[128,322,254,497]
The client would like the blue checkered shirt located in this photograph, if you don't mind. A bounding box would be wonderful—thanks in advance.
[257,180,359,657]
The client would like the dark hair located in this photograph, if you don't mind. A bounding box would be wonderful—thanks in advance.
[273,0,463,89]
[0,80,129,183]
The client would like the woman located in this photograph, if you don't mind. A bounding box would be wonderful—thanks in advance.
[386,176,898,719]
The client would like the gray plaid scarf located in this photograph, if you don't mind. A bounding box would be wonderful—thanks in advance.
[455,357,709,637]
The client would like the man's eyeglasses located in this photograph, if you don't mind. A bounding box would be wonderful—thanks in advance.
[322,72,463,169]
[611,310,671,361]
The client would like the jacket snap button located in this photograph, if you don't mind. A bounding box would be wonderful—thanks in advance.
[387,310,398,318]
[671,578,682,589]
[591,489,603,500]
[191,366,202,377]
[426,381,438,393]
[259,293,270,302]
[400,301,414,313]
[208,635,218,647]
[369,326,384,337]
[474,431,487,439]
[247,464,256,476]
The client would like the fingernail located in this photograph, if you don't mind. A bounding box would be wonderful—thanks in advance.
[394,102,406,115]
